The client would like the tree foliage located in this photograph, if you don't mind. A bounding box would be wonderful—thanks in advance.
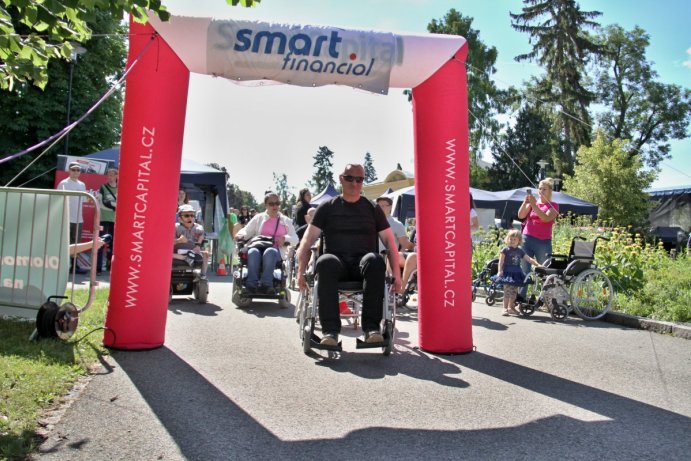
[591,25,691,168]
[562,131,656,227]
[488,104,556,190]
[363,152,377,184]
[0,10,126,188]
[511,0,602,174]
[427,9,506,156]
[272,172,295,212]
[227,183,257,211]
[308,145,335,193]
[0,0,261,91]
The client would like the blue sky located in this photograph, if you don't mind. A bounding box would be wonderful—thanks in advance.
[163,0,690,199]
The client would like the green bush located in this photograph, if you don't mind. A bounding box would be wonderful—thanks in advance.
[614,254,691,323]
[472,227,506,279]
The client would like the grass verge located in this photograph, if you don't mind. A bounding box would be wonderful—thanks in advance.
[0,289,109,460]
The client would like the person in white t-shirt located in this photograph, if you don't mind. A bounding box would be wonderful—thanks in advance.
[376,196,415,274]
[57,162,88,273]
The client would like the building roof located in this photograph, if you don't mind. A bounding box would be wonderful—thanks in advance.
[646,185,691,196]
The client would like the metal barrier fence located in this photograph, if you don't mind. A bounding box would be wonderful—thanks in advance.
[0,187,100,319]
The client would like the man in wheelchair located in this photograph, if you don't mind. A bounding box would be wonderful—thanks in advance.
[297,164,403,347]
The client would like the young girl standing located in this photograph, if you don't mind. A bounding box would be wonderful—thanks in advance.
[494,229,541,316]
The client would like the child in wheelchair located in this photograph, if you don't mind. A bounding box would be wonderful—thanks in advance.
[492,229,541,316]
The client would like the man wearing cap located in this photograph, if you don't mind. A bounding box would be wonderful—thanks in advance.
[297,163,403,347]
[174,204,209,278]
[57,162,88,274]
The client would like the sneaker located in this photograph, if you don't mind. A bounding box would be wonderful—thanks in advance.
[320,333,338,347]
[199,273,207,280]
[245,285,257,294]
[365,330,384,343]
[507,307,520,316]
[502,310,510,316]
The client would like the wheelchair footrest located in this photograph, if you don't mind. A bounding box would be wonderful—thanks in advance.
[355,338,390,349]
[309,333,342,352]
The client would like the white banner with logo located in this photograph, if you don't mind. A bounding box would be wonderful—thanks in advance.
[206,19,396,94]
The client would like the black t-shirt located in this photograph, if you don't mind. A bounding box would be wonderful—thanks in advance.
[311,196,389,262]
[294,202,311,227]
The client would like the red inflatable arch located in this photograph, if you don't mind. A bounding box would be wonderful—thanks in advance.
[104,15,472,353]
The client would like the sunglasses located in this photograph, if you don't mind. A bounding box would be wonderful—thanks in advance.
[266,201,280,206]
[69,168,80,172]
[342,175,365,183]
[181,214,195,218]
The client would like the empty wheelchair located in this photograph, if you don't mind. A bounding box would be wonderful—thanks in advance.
[231,240,291,309]
[170,250,208,303]
[296,249,395,356]
[518,236,614,321]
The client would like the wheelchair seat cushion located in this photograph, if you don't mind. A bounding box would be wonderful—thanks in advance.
[535,266,562,276]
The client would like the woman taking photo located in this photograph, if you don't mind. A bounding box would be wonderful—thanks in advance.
[517,177,559,298]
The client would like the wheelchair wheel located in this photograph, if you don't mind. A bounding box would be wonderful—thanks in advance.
[550,300,569,321]
[287,258,297,291]
[296,291,307,329]
[232,291,251,308]
[382,319,394,356]
[518,301,535,316]
[194,278,209,304]
[485,287,496,306]
[570,268,613,320]
[278,289,291,309]
[302,319,314,355]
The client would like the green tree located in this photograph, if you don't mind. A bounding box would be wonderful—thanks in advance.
[227,183,257,210]
[511,0,602,174]
[363,152,377,183]
[591,25,691,168]
[562,131,656,227]
[308,145,335,192]
[427,9,506,156]
[0,0,260,90]
[272,172,295,211]
[0,10,127,188]
[488,104,556,190]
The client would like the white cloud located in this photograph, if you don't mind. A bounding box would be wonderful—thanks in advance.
[684,47,691,70]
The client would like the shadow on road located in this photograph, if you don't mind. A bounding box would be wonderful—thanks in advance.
[41,345,687,460]
[168,301,224,316]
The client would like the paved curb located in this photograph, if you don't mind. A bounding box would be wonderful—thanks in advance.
[603,311,691,340]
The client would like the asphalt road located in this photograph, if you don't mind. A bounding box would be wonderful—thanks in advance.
[36,275,691,460]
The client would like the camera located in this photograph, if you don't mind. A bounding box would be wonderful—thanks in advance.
[526,189,532,196]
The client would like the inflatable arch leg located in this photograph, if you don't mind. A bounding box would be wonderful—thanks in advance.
[413,47,473,353]
[104,20,190,349]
